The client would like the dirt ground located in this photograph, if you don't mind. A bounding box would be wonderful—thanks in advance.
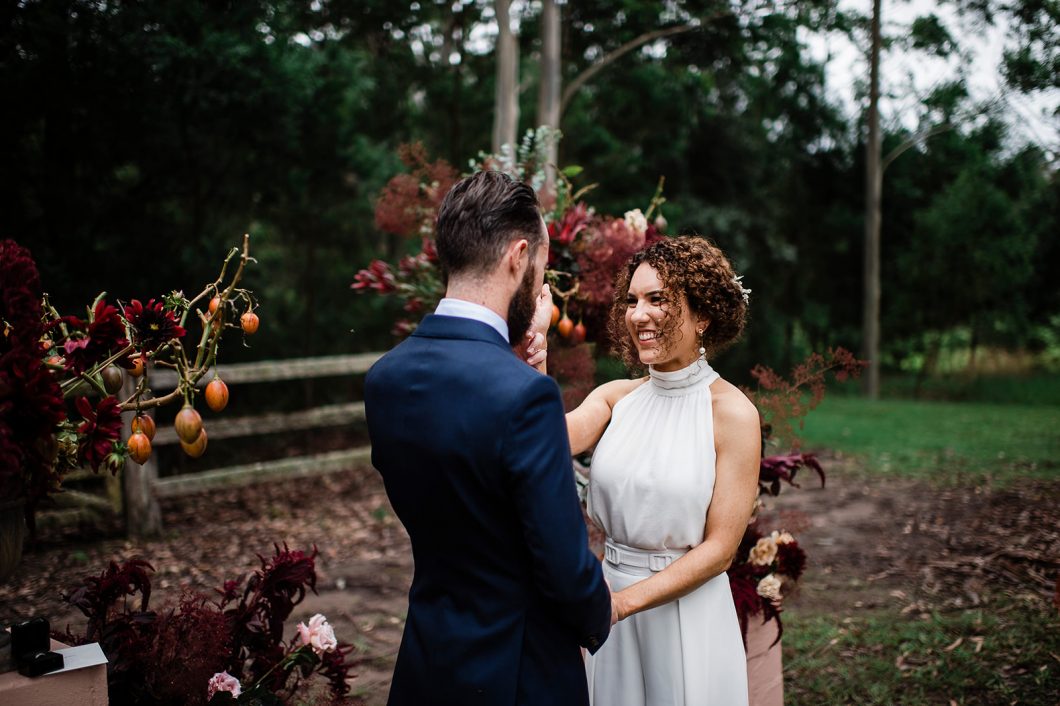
[1,457,1056,705]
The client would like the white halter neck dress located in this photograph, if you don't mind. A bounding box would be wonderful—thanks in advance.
[585,357,749,706]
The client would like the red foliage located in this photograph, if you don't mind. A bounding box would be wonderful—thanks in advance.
[548,344,596,411]
[745,348,867,448]
[548,202,592,247]
[759,452,825,497]
[61,546,354,705]
[374,143,458,238]
[0,240,65,503]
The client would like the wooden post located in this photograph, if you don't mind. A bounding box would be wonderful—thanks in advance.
[121,376,162,537]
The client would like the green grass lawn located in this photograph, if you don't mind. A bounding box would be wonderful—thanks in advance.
[796,396,1060,481]
[783,598,1060,705]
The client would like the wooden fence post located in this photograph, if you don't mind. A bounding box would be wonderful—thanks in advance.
[121,376,162,537]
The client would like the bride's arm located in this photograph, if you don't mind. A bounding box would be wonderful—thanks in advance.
[566,379,643,456]
[610,389,761,620]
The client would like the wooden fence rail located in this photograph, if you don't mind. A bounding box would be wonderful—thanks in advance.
[123,352,383,536]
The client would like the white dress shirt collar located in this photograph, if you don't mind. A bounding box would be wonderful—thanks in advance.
[435,297,509,343]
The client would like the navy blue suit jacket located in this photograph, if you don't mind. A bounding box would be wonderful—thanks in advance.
[364,314,612,706]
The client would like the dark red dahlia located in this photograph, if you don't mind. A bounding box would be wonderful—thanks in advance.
[123,299,185,353]
[775,541,806,580]
[76,396,123,471]
[60,300,130,374]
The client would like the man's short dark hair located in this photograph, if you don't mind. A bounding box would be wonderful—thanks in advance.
[435,170,544,277]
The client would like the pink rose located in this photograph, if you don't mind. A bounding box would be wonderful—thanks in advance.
[207,671,241,700]
[296,613,338,655]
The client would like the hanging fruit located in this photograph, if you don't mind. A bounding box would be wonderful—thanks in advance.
[557,316,574,338]
[180,428,208,458]
[127,430,152,465]
[240,311,259,335]
[205,378,229,412]
[571,321,587,345]
[131,414,156,441]
[174,404,203,444]
[550,305,561,328]
[128,354,145,377]
[101,365,123,394]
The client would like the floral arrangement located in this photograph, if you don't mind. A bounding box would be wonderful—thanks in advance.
[353,129,665,408]
[0,236,257,528]
[729,349,867,644]
[57,543,353,706]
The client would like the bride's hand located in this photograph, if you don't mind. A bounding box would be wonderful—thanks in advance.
[517,284,552,371]
[528,283,553,341]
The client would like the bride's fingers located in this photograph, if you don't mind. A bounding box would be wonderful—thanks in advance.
[525,332,547,367]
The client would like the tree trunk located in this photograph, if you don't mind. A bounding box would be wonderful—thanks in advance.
[537,0,561,194]
[492,0,519,154]
[862,0,882,400]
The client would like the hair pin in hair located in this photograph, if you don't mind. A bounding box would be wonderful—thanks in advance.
[733,274,751,304]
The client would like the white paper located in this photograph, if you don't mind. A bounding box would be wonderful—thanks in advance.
[48,643,108,675]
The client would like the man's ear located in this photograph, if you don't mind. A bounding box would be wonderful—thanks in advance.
[507,238,530,276]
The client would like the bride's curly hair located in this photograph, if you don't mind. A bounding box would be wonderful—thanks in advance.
[608,236,748,371]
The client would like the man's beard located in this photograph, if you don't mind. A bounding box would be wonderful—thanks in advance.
[507,263,538,345]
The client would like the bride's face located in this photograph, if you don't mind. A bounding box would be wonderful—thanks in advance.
[625,262,706,372]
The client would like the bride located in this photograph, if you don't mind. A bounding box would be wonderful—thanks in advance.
[558,236,761,705]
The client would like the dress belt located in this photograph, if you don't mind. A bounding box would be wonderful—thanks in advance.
[604,538,687,572]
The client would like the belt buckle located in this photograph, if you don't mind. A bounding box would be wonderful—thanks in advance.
[604,544,619,565]
[648,554,671,572]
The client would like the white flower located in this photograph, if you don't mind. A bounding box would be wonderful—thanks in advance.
[771,530,795,545]
[749,536,778,566]
[624,208,648,236]
[733,274,751,304]
[653,214,668,231]
[756,573,783,603]
[207,671,241,700]
[296,613,338,655]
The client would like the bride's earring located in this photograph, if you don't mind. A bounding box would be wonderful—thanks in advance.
[696,329,705,357]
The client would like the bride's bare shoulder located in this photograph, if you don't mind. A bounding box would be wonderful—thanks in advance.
[710,378,760,428]
[594,376,648,406]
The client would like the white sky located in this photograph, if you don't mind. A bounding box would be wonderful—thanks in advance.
[805,0,1058,157]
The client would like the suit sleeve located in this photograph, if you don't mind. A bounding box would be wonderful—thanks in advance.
[502,374,612,653]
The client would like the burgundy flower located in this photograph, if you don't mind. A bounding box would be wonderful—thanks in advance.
[123,299,185,353]
[421,237,439,263]
[775,541,806,580]
[351,261,397,294]
[390,319,415,338]
[76,396,123,471]
[548,202,592,247]
[59,301,129,374]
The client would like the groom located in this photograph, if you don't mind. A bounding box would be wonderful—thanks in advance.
[364,170,613,705]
